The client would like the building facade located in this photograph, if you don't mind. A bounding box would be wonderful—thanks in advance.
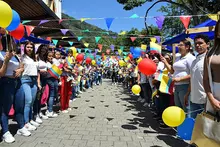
[42,0,62,18]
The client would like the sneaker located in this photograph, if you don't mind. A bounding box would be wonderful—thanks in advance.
[83,87,86,90]
[69,100,73,103]
[17,127,31,137]
[25,123,37,131]
[159,123,171,130]
[68,108,72,111]
[35,116,43,124]
[30,120,40,127]
[79,91,83,94]
[39,113,48,120]
[46,111,58,118]
[62,110,69,113]
[2,131,15,143]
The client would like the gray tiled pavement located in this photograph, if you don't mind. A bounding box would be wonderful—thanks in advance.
[0,79,189,147]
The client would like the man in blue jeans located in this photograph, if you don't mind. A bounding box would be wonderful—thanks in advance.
[184,34,210,119]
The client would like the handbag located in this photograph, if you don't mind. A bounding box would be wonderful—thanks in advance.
[190,114,220,147]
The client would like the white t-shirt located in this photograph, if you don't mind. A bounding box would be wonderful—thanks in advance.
[173,53,195,85]
[38,59,47,71]
[140,73,147,84]
[190,53,206,104]
[21,55,38,76]
[0,51,20,76]
[53,58,61,67]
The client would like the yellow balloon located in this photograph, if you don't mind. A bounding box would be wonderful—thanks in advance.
[92,60,96,65]
[70,47,77,54]
[124,57,130,62]
[162,106,186,127]
[0,1,13,28]
[132,85,141,95]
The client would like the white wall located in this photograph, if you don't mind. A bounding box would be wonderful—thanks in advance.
[42,0,62,19]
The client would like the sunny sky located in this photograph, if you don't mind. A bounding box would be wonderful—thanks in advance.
[62,0,167,33]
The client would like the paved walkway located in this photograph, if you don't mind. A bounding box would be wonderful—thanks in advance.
[0,79,188,147]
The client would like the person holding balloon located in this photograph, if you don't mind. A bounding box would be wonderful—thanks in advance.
[0,33,31,143]
[161,39,195,112]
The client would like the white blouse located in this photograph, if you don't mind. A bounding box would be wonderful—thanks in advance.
[21,54,38,76]
[173,53,195,85]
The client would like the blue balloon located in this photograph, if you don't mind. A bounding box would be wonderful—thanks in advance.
[133,47,141,56]
[177,118,195,140]
[6,10,20,31]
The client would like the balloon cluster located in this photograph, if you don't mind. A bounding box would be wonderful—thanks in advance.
[0,1,24,40]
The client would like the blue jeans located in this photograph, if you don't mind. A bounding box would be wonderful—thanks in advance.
[21,76,38,123]
[174,84,189,112]
[0,77,25,134]
[190,102,205,119]
[46,78,58,112]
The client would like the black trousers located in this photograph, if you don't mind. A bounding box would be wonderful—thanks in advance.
[112,72,118,83]
[140,82,152,103]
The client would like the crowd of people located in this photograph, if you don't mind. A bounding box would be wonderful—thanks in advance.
[0,28,105,143]
[104,29,219,133]
[1,19,220,145]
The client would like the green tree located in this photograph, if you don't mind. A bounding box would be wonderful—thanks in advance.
[117,0,220,25]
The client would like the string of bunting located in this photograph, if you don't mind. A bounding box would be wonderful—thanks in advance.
[22,14,218,31]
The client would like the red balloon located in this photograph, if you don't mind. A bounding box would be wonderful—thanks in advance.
[86,57,92,64]
[9,23,25,40]
[138,59,157,75]
[128,54,133,59]
[76,54,84,62]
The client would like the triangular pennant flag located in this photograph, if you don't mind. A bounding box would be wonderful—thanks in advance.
[59,19,63,24]
[84,48,88,53]
[52,39,58,46]
[88,49,92,53]
[130,14,139,18]
[119,31,126,35]
[77,48,81,53]
[110,44,115,51]
[95,37,101,43]
[155,16,165,30]
[60,29,69,35]
[130,37,137,42]
[68,41,74,46]
[115,51,118,55]
[141,44,147,50]
[118,49,122,55]
[207,14,218,21]
[120,46,124,51]
[105,18,115,30]
[25,26,35,36]
[98,44,103,51]
[95,49,99,53]
[46,37,51,41]
[180,16,191,29]
[22,20,31,24]
[80,18,91,22]
[77,36,83,41]
[38,20,49,26]
[84,43,89,48]
[150,37,156,43]
[155,36,161,43]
